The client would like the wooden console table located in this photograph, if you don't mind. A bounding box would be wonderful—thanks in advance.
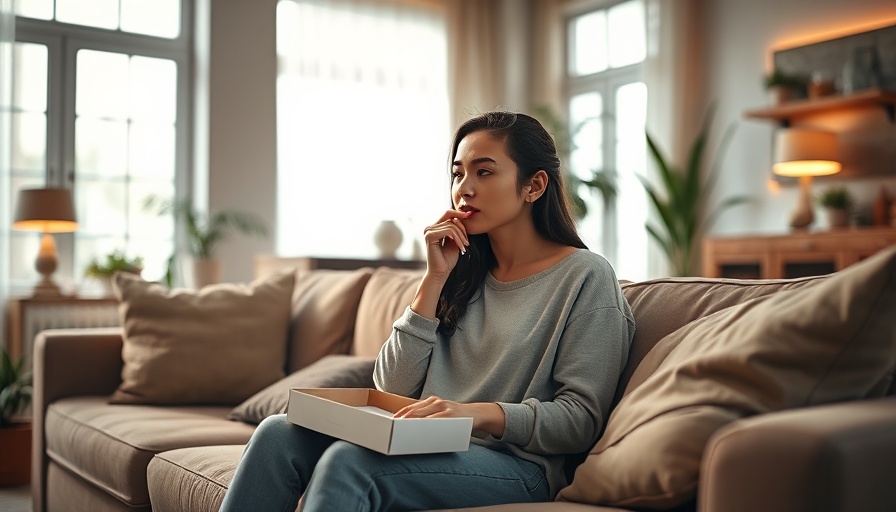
[702,228,896,279]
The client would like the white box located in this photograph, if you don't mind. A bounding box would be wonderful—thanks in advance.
[286,388,473,455]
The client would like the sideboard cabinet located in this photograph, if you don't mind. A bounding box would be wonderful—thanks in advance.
[702,228,896,279]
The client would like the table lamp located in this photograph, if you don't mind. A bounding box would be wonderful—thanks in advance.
[772,128,841,230]
[12,188,78,296]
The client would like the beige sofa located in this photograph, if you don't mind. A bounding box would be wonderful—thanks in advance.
[31,250,896,512]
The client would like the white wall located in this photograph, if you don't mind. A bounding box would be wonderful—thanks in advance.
[703,0,896,235]
[197,0,278,283]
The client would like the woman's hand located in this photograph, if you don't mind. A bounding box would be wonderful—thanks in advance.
[422,210,473,281]
[393,396,506,438]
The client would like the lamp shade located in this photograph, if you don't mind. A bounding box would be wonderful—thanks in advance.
[12,188,78,233]
[773,128,841,177]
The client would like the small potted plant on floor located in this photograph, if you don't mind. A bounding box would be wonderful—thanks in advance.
[0,348,33,487]
[85,250,144,295]
[817,186,854,229]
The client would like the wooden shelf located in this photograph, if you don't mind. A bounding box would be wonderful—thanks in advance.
[743,88,896,126]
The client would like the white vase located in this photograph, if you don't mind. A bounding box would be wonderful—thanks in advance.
[374,220,403,260]
[193,259,222,289]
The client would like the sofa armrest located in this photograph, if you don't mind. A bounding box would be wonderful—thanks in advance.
[700,396,896,512]
[32,327,124,512]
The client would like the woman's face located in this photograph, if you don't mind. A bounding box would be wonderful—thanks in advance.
[451,130,528,236]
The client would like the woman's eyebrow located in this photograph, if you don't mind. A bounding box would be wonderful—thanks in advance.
[452,157,498,167]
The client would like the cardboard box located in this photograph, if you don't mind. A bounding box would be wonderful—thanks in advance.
[287,388,473,455]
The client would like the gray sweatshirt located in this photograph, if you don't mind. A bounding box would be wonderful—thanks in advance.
[373,249,635,497]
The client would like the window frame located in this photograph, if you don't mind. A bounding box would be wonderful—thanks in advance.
[564,0,645,269]
[10,5,193,293]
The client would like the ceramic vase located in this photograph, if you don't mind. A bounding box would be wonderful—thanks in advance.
[374,220,403,260]
[0,421,32,486]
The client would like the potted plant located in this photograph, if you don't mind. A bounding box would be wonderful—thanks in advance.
[0,348,33,486]
[145,197,268,288]
[642,106,750,276]
[764,68,807,104]
[84,250,144,295]
[817,186,854,229]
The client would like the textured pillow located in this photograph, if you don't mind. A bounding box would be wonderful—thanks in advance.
[352,268,424,357]
[616,274,828,405]
[286,268,374,373]
[110,270,295,405]
[558,245,896,509]
[227,354,376,424]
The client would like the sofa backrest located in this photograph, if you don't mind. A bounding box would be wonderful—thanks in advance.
[352,267,426,357]
[615,274,830,406]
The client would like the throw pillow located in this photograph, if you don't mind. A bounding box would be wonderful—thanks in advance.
[227,354,376,424]
[110,270,295,405]
[558,245,896,510]
[286,268,374,372]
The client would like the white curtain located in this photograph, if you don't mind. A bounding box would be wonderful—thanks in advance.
[643,0,705,277]
[0,0,13,349]
[276,0,450,259]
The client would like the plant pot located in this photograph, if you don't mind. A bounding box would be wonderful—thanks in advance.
[768,85,793,105]
[0,421,32,487]
[193,259,222,289]
[825,208,850,229]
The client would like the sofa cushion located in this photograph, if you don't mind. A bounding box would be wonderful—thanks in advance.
[558,245,896,510]
[147,445,245,512]
[111,270,295,405]
[286,268,374,372]
[227,354,376,424]
[45,396,255,507]
[617,274,827,405]
[352,268,424,357]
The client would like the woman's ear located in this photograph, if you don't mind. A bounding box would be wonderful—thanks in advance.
[524,170,549,203]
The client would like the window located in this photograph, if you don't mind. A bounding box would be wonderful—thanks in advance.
[276,0,449,259]
[566,0,648,281]
[7,0,190,294]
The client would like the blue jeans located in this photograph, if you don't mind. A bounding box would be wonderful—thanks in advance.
[219,414,550,512]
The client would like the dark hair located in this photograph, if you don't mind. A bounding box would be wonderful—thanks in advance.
[436,111,587,336]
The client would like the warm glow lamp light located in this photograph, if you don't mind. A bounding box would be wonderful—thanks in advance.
[772,128,841,230]
[12,188,78,296]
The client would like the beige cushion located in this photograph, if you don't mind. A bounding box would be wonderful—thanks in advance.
[147,445,245,512]
[617,274,827,405]
[111,271,294,405]
[227,354,376,424]
[559,245,896,510]
[45,396,255,507]
[352,268,424,357]
[286,268,374,372]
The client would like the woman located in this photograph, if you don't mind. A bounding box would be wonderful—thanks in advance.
[220,111,635,511]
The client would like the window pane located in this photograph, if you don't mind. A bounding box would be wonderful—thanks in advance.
[615,82,648,282]
[608,0,646,68]
[570,11,607,76]
[120,0,181,39]
[569,92,603,181]
[129,123,175,179]
[56,0,119,30]
[128,181,175,239]
[12,113,47,172]
[75,179,127,234]
[76,49,129,119]
[127,238,173,282]
[14,0,53,20]
[129,56,177,123]
[14,43,48,112]
[75,118,128,177]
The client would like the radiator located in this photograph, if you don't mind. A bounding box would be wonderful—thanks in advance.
[18,301,121,372]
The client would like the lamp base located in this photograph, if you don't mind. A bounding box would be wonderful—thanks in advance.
[788,175,815,230]
[32,275,64,297]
